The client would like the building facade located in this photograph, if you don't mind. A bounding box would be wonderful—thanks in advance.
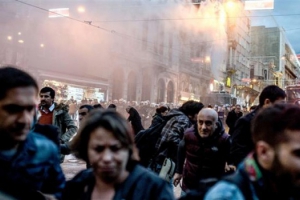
[251,26,300,92]
[0,0,257,106]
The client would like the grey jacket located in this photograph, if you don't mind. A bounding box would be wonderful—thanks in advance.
[52,103,77,143]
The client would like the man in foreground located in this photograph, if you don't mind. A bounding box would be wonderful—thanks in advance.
[205,103,300,199]
[0,66,65,199]
[174,108,231,195]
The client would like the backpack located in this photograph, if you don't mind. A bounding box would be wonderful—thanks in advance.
[135,114,178,167]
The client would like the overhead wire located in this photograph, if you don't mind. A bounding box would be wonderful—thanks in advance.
[13,0,300,65]
[92,13,300,23]
[13,0,197,65]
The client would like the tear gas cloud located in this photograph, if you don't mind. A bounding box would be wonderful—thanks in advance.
[1,0,232,95]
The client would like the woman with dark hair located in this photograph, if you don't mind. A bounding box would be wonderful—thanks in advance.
[149,105,170,128]
[63,110,174,200]
[126,106,144,135]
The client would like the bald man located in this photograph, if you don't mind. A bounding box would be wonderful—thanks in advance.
[174,108,232,196]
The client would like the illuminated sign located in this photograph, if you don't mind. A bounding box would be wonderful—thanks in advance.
[226,77,231,88]
[244,0,274,10]
[48,8,69,18]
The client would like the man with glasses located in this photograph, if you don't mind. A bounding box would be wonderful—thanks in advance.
[173,108,233,196]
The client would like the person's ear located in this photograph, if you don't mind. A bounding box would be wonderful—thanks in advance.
[256,141,275,170]
[263,98,271,107]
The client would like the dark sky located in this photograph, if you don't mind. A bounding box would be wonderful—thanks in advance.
[251,0,300,54]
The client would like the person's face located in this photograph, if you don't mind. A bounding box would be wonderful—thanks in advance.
[0,87,37,147]
[88,127,129,184]
[39,91,53,108]
[78,107,88,124]
[270,130,300,191]
[161,110,168,116]
[197,113,217,138]
[235,106,241,113]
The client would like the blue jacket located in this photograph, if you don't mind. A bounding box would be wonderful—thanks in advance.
[205,153,300,200]
[0,132,65,199]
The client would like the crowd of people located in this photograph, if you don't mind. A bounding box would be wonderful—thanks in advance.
[1,65,300,200]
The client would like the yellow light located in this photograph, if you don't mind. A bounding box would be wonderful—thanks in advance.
[18,40,24,43]
[210,83,214,91]
[225,1,235,9]
[40,44,44,47]
[77,6,85,13]
[7,36,12,40]
[226,77,231,87]
[219,11,226,25]
[205,56,211,63]
[18,32,21,35]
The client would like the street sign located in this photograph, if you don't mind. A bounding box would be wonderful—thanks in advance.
[244,0,274,10]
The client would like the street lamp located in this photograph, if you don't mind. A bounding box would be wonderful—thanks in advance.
[7,36,12,40]
[77,6,85,13]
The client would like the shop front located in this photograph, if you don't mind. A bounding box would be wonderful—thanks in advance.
[33,69,109,104]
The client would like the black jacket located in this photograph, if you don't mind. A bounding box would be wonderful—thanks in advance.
[177,123,230,191]
[229,108,259,166]
[62,163,175,200]
[127,107,144,135]
[226,110,243,135]
[149,113,164,128]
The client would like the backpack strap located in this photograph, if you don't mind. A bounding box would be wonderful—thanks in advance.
[222,171,253,200]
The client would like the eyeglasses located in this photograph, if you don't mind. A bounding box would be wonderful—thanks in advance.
[79,112,87,116]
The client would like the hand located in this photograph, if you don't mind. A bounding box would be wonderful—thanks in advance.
[173,173,182,187]
[225,163,236,172]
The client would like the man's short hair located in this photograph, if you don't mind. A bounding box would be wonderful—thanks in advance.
[93,104,103,109]
[0,66,38,100]
[79,105,94,112]
[252,104,300,147]
[259,85,286,107]
[40,87,55,99]
[108,104,116,108]
[179,100,204,117]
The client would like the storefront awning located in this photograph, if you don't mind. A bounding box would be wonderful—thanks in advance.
[34,69,109,90]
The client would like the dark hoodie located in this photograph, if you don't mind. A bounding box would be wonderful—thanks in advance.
[127,107,144,135]
[176,122,231,191]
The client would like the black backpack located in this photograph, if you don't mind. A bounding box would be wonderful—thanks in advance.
[135,114,179,167]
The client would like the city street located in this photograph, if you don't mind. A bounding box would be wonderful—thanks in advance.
[61,155,181,198]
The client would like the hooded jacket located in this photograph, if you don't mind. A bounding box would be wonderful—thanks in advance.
[155,109,191,164]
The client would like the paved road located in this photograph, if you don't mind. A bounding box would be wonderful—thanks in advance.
[61,155,181,198]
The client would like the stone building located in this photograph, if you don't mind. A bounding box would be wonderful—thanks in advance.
[0,0,233,105]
